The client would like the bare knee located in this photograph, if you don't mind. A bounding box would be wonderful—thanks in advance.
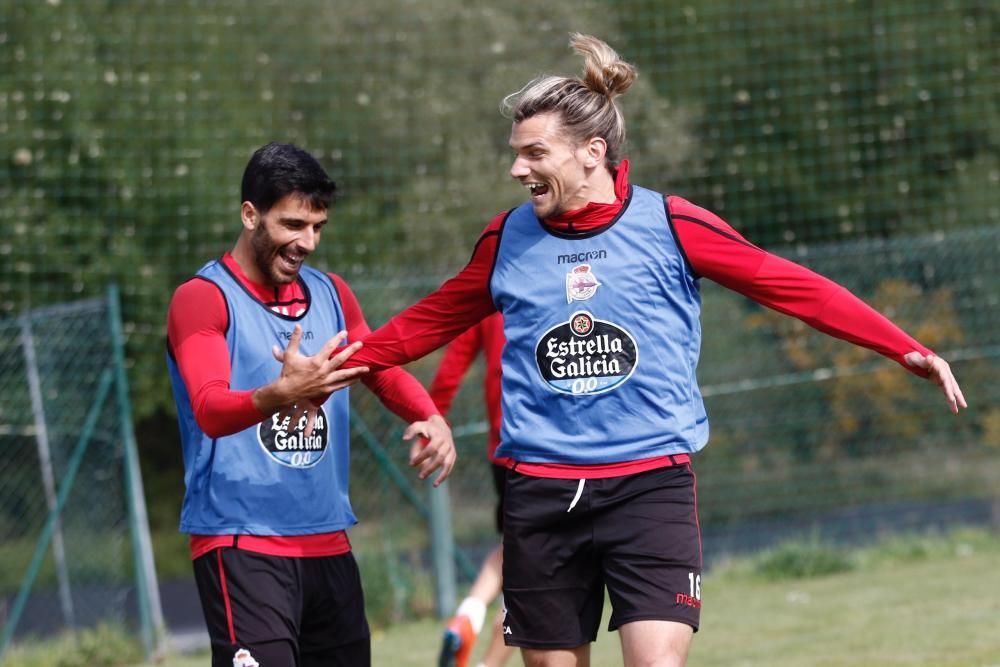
[520,645,590,667]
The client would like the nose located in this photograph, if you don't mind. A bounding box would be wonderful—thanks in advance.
[510,156,530,180]
[298,228,318,253]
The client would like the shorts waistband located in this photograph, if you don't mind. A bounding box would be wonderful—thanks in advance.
[509,453,692,480]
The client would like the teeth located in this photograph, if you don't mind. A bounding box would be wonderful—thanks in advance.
[527,183,543,194]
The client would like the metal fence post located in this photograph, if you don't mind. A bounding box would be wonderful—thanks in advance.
[0,372,113,659]
[428,479,456,619]
[19,315,76,630]
[107,285,166,658]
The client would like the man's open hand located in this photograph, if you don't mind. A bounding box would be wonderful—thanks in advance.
[904,351,968,415]
[255,326,370,434]
[405,414,457,486]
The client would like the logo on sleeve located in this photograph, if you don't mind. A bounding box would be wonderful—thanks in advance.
[535,311,638,395]
[257,406,329,468]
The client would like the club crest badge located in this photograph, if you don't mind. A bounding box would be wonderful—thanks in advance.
[565,264,601,304]
[233,648,260,667]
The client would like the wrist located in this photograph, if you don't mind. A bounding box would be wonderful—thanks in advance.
[253,379,290,416]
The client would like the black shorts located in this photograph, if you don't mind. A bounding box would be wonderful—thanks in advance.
[193,547,371,667]
[491,462,507,533]
[501,463,702,649]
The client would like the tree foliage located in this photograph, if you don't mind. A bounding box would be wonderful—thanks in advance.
[1,0,995,459]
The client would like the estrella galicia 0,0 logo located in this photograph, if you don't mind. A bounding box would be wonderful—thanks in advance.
[535,311,638,395]
[257,406,329,468]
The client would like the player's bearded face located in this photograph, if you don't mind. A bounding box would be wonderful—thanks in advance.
[250,220,293,285]
[509,111,590,219]
[249,196,326,285]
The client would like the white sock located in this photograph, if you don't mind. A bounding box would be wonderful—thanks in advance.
[455,597,487,635]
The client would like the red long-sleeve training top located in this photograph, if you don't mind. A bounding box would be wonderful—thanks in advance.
[167,252,439,557]
[167,253,438,436]
[344,160,932,478]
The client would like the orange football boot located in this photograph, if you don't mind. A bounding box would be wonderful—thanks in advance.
[438,614,476,667]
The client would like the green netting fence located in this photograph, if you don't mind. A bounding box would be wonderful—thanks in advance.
[0,287,163,659]
[1,0,997,645]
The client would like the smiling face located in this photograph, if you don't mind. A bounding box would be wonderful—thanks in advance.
[509,111,602,219]
[242,194,327,285]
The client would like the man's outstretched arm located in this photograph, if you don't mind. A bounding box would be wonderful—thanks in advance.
[669,195,967,413]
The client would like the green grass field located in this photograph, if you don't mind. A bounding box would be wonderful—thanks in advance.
[6,529,999,666]
[367,532,1000,667]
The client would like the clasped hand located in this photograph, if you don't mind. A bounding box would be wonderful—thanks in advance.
[405,414,457,487]
[270,326,368,437]
[268,327,457,486]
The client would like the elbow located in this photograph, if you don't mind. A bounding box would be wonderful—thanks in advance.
[192,395,240,439]
[189,383,260,439]
[194,410,229,440]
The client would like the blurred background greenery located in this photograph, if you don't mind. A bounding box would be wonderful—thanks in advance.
[1,0,997,650]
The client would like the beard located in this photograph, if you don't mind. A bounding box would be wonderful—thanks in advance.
[250,222,295,285]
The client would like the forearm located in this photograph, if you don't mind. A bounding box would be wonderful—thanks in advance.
[790,279,931,373]
[173,330,269,438]
[345,234,499,371]
[670,196,932,376]
[363,367,440,423]
[192,382,266,438]
[169,278,271,438]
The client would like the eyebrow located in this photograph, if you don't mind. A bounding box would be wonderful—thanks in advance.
[278,216,327,225]
[512,140,547,151]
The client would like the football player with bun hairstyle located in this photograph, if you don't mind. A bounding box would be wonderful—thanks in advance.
[343,35,966,666]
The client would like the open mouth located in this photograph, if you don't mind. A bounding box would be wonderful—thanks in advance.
[277,250,304,274]
[526,182,550,200]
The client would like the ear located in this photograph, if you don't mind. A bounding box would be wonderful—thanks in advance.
[583,137,608,169]
[241,201,258,231]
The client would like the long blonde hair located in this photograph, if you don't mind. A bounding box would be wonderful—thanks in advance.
[502,34,638,167]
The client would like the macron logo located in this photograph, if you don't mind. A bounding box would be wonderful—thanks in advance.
[557,250,607,265]
[278,329,314,341]
[675,593,701,609]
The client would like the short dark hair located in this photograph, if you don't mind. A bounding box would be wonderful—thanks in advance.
[240,142,336,213]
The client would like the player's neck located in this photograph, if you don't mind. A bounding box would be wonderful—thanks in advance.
[230,237,270,287]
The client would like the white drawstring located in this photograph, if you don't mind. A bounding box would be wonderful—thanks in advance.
[567,479,586,512]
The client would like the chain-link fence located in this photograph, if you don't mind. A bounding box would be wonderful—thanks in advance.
[0,288,162,658]
[1,0,997,641]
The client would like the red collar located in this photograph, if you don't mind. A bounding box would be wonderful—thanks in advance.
[544,159,630,233]
[221,252,302,302]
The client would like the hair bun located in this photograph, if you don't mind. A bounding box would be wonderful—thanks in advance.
[570,33,637,99]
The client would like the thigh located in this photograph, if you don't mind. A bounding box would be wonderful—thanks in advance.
[502,472,604,649]
[193,548,300,666]
[299,551,371,662]
[598,464,702,632]
[619,620,693,667]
